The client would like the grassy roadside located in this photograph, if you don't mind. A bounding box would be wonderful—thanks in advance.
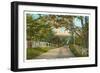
[27,47,51,60]
[69,44,88,57]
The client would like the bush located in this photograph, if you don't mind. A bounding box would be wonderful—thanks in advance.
[69,44,88,57]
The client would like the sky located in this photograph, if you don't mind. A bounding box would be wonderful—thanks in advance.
[74,17,87,27]
[74,18,82,27]
[32,14,40,19]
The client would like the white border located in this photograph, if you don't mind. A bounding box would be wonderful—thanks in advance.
[18,5,95,68]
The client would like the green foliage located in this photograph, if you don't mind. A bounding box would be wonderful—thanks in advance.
[69,44,88,57]
[27,47,51,59]
[26,14,89,57]
[26,14,34,24]
[26,14,54,41]
[68,16,89,57]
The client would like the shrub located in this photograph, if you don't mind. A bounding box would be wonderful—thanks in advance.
[69,44,88,57]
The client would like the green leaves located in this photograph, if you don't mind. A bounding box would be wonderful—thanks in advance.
[26,14,89,49]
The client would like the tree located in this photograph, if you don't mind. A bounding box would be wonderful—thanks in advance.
[76,16,89,48]
[26,14,55,48]
[26,14,35,48]
[26,13,89,49]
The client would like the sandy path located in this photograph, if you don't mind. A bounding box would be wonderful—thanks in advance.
[36,46,75,59]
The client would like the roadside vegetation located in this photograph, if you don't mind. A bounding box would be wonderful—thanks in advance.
[26,14,89,59]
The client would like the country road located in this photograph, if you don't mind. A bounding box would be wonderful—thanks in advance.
[36,46,75,59]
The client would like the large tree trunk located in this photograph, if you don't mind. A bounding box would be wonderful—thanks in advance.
[27,38,32,48]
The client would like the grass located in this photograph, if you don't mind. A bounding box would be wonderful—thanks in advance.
[27,47,51,60]
[69,44,88,57]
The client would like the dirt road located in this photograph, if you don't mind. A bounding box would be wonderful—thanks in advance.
[36,47,75,59]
